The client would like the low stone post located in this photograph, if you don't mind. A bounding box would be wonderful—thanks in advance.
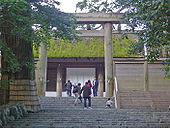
[98,72,104,97]
[144,61,149,91]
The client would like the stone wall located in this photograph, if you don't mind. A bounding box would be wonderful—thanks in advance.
[0,103,27,127]
[115,61,170,91]
[9,80,41,112]
[0,89,9,105]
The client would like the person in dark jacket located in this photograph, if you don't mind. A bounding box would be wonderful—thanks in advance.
[88,80,92,95]
[81,82,92,109]
[77,83,82,103]
[92,77,98,97]
[64,80,72,96]
[74,83,82,105]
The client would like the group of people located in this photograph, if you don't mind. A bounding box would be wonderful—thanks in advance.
[64,78,113,109]
[64,78,98,108]
[64,78,98,97]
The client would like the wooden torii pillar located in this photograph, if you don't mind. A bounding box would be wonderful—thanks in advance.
[104,22,113,97]
[36,43,48,96]
[75,13,123,97]
[56,64,62,97]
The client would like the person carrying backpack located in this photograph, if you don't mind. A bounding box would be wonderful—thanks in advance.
[64,80,73,96]
[73,84,79,105]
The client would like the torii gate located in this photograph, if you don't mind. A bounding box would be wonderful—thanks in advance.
[36,13,137,97]
[75,13,123,97]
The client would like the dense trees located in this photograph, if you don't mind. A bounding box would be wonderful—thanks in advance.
[0,0,77,80]
[76,0,170,77]
[33,36,136,57]
[115,0,170,77]
[1,0,169,78]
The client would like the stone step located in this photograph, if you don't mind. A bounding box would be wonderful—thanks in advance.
[39,97,115,109]
[118,90,170,109]
[5,97,170,128]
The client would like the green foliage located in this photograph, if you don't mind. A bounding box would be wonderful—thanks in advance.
[47,38,104,57]
[0,0,33,41]
[33,36,136,57]
[0,40,20,73]
[76,0,115,29]
[0,0,78,74]
[0,80,11,88]
[113,36,136,57]
[33,44,39,58]
[76,0,115,12]
[76,0,170,77]
[0,0,78,42]
[114,0,170,77]
[162,58,170,79]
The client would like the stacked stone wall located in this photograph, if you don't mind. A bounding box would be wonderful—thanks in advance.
[9,80,41,112]
[0,103,27,127]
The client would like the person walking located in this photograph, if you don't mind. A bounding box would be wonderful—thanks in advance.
[73,83,82,105]
[92,77,98,97]
[64,80,73,96]
[73,84,79,105]
[81,82,92,109]
[77,83,82,103]
[88,80,92,95]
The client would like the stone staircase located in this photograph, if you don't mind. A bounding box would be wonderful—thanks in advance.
[117,90,170,109]
[5,96,170,128]
[39,97,113,110]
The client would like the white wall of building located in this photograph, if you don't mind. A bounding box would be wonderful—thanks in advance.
[66,68,95,87]
[45,68,96,97]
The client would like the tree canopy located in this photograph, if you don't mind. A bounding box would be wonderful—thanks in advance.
[33,36,136,57]
[1,0,77,41]
[0,0,77,75]
[76,0,170,77]
[76,0,114,12]
[115,0,170,77]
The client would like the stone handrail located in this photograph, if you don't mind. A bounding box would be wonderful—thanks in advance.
[114,77,118,108]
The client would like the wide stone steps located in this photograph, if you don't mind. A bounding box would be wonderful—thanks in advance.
[5,97,170,128]
[118,90,170,109]
[39,97,113,109]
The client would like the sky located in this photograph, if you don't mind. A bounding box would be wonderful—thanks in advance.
[57,0,82,13]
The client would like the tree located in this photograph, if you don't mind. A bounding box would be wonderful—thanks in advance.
[0,0,77,81]
[34,36,136,57]
[114,0,170,77]
[0,0,78,108]
[76,0,114,12]
[76,0,115,29]
[76,0,170,77]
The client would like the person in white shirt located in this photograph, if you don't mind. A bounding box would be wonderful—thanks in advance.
[105,98,113,108]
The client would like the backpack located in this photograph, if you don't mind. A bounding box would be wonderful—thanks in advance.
[73,86,78,93]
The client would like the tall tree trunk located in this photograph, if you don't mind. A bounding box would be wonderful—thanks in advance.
[1,28,34,80]
[0,5,41,111]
